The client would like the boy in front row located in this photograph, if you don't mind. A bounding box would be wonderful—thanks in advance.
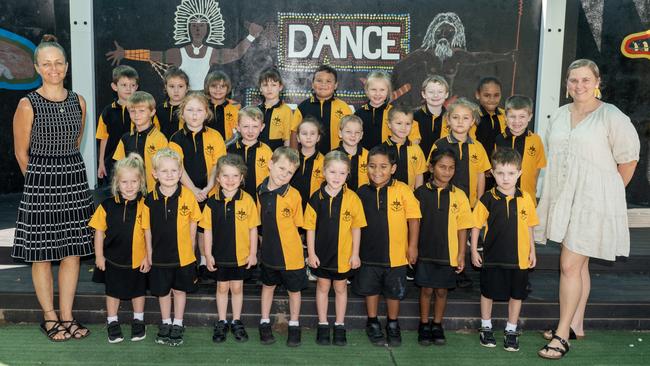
[470,147,538,352]
[353,145,421,347]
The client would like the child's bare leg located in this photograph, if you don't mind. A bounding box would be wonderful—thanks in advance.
[480,295,493,323]
[433,288,448,323]
[216,281,229,321]
[507,298,522,326]
[419,287,433,323]
[106,296,120,318]
[172,289,187,321]
[197,232,205,259]
[230,280,244,320]
[333,279,348,324]
[386,299,400,320]
[365,295,379,318]
[131,296,145,314]
[288,290,301,323]
[260,285,275,320]
[316,278,331,323]
[158,292,172,320]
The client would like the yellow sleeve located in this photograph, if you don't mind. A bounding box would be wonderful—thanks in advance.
[293,192,304,227]
[88,204,107,231]
[214,133,227,162]
[291,107,304,132]
[455,191,475,229]
[351,194,367,229]
[96,115,108,139]
[534,135,547,169]
[402,185,422,219]
[198,204,212,230]
[168,141,185,160]
[189,196,202,222]
[112,140,125,161]
[472,200,489,228]
[303,202,318,231]
[152,116,161,130]
[414,146,427,174]
[247,196,261,228]
[409,121,421,142]
[524,193,540,227]
[476,143,491,172]
[141,203,151,230]
[282,107,293,141]
[155,134,168,151]
[427,142,439,163]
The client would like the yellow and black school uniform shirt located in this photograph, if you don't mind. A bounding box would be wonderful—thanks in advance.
[303,186,367,273]
[476,106,506,160]
[154,100,184,139]
[429,135,491,207]
[413,105,448,159]
[334,144,369,190]
[141,184,202,267]
[354,102,421,150]
[290,151,325,208]
[257,179,304,271]
[227,140,273,198]
[414,183,474,267]
[291,94,352,154]
[494,128,547,199]
[258,100,292,150]
[208,99,240,141]
[356,179,421,267]
[169,125,226,194]
[96,100,132,167]
[198,189,260,267]
[473,188,539,269]
[89,194,146,269]
[382,138,427,190]
[112,124,168,192]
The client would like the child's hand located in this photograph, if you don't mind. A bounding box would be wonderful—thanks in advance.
[95,255,106,271]
[192,187,207,202]
[147,253,153,268]
[97,163,106,179]
[139,257,150,273]
[246,254,257,269]
[206,255,216,272]
[471,250,483,268]
[198,187,211,201]
[455,255,465,273]
[407,246,418,265]
[349,255,361,269]
[529,251,537,268]
[308,255,320,269]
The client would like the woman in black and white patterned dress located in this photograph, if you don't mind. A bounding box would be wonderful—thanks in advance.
[12,35,93,341]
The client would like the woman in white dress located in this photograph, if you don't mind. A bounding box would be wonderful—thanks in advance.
[537,59,639,359]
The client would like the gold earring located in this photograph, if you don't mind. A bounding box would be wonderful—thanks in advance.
[594,87,602,99]
[565,89,569,99]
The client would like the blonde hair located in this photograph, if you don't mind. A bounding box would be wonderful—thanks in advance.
[445,97,480,123]
[421,75,450,93]
[365,70,393,100]
[566,59,600,80]
[34,34,67,65]
[271,146,300,167]
[177,91,213,122]
[127,91,156,110]
[111,153,147,197]
[338,114,363,131]
[238,105,264,125]
[152,148,182,170]
[323,150,350,171]
[216,154,247,181]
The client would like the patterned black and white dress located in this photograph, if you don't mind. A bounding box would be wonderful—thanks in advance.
[12,90,94,262]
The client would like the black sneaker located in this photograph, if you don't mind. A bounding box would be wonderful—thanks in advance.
[131,319,146,342]
[231,320,249,342]
[212,320,228,343]
[155,323,171,345]
[168,324,185,346]
[431,323,446,345]
[503,329,520,352]
[479,327,496,348]
[316,324,330,345]
[259,322,275,345]
[456,271,473,288]
[406,266,415,281]
[417,322,432,346]
[385,321,402,347]
[107,321,124,344]
[333,325,347,346]
[287,325,301,347]
[365,320,385,346]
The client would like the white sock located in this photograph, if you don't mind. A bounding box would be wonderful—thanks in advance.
[334,322,344,327]
[481,319,492,329]
[162,318,172,325]
[200,256,206,266]
[107,316,118,323]
[288,320,299,327]
[505,322,517,332]
[173,319,183,326]
[318,322,329,326]
[133,313,144,321]
[260,318,270,325]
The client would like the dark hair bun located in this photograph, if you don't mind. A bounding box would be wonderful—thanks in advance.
[41,34,58,43]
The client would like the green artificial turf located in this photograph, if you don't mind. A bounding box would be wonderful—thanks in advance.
[0,324,647,365]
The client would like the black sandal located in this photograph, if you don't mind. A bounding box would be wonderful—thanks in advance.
[542,328,578,340]
[61,319,91,339]
[538,334,570,360]
[40,320,71,342]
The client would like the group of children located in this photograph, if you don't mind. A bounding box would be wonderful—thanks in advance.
[89,62,547,352]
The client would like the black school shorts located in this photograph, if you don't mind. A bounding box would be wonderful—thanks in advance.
[207,265,250,282]
[414,261,457,289]
[352,264,407,300]
[311,266,355,281]
[480,267,529,301]
[149,263,199,296]
[260,264,308,292]
[102,262,147,300]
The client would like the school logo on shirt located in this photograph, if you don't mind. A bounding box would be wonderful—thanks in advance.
[179,203,190,216]
[410,155,418,165]
[136,213,142,225]
[335,109,344,119]
[272,116,282,126]
[206,144,215,157]
[520,208,528,222]
[281,206,292,217]
[360,161,367,173]
[147,144,157,155]
[257,157,267,168]
[390,199,403,212]
[470,153,479,164]
[527,145,537,157]
[342,210,352,222]
[450,201,459,214]
[226,111,234,121]
[236,209,248,221]
[313,167,322,178]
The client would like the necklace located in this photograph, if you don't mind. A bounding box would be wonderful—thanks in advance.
[191,44,204,55]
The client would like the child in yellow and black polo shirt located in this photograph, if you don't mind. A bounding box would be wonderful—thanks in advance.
[258,67,292,150]
[470,148,538,352]
[227,106,273,198]
[155,67,189,139]
[204,70,240,141]
[334,115,369,190]
[414,75,450,159]
[494,95,546,200]
[291,117,325,209]
[200,154,260,344]
[382,104,427,190]
[142,148,202,347]
[89,153,150,344]
[305,151,367,346]
[353,145,421,347]
[475,77,506,190]
[113,92,168,192]
[414,149,474,347]
[256,147,306,347]
[290,65,352,154]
